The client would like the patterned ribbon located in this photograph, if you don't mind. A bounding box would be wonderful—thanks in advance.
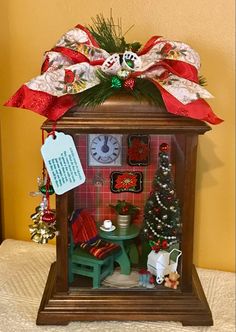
[5,24,222,124]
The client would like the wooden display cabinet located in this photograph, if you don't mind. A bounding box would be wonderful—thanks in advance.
[37,94,213,326]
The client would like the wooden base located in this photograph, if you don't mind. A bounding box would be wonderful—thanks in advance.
[36,262,213,326]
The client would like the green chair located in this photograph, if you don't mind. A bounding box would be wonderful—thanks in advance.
[68,209,119,288]
[69,234,115,288]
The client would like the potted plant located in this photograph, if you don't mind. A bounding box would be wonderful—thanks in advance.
[109,200,139,228]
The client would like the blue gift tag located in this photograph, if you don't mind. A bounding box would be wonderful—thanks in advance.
[41,132,85,195]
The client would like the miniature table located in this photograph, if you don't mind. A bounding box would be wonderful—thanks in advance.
[99,224,140,275]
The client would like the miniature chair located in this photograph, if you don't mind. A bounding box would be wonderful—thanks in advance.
[68,209,120,288]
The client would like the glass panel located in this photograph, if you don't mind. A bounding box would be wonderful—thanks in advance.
[68,133,182,290]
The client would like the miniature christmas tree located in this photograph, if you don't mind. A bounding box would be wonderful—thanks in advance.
[142,143,181,252]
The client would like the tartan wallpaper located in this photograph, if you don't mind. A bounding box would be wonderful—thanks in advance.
[74,134,171,226]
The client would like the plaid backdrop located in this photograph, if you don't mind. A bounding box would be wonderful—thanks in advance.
[74,134,171,226]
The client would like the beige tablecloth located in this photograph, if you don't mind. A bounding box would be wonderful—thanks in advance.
[0,239,235,332]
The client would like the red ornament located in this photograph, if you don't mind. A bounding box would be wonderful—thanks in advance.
[161,240,168,249]
[42,210,56,224]
[123,78,135,90]
[152,244,161,252]
[160,143,169,152]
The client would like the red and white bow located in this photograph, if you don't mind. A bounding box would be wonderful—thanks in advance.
[5,24,222,124]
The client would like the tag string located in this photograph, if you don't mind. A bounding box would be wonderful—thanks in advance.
[42,126,57,210]
[46,175,51,210]
[48,121,57,139]
[41,129,46,179]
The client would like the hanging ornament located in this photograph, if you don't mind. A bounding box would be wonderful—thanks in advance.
[160,143,169,152]
[29,220,57,244]
[123,77,136,90]
[111,76,122,89]
[41,209,56,224]
[29,203,57,244]
[39,184,54,195]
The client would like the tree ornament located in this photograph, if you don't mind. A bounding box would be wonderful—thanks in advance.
[160,143,169,152]
[111,76,122,89]
[123,77,136,90]
[162,240,168,249]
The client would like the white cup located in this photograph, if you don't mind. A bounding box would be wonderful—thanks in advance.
[103,219,112,229]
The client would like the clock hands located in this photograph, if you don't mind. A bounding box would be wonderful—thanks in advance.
[101,135,110,153]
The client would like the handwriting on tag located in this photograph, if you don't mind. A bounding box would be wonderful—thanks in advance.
[41,132,85,195]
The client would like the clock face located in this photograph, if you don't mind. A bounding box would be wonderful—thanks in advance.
[88,134,122,166]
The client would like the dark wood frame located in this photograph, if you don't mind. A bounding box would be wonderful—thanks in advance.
[37,95,213,326]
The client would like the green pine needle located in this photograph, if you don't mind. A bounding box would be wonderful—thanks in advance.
[131,79,164,107]
[199,75,207,86]
[88,13,141,53]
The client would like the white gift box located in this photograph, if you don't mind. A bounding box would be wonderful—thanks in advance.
[147,249,182,284]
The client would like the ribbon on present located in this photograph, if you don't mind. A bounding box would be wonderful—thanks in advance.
[4,24,223,124]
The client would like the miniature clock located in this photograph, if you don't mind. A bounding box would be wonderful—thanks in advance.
[88,134,122,166]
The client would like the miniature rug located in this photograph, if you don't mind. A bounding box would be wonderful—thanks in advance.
[102,268,140,288]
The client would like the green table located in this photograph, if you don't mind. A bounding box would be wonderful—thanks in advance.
[99,224,140,275]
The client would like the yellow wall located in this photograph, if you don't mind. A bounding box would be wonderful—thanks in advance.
[0,0,235,271]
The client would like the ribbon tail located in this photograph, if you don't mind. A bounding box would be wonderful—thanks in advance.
[4,62,101,120]
[152,80,223,125]
[4,85,76,121]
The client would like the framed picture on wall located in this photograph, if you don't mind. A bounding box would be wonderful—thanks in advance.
[127,134,150,166]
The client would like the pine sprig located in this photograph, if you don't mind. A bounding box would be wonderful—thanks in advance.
[88,13,141,53]
[198,75,207,86]
[74,70,112,106]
